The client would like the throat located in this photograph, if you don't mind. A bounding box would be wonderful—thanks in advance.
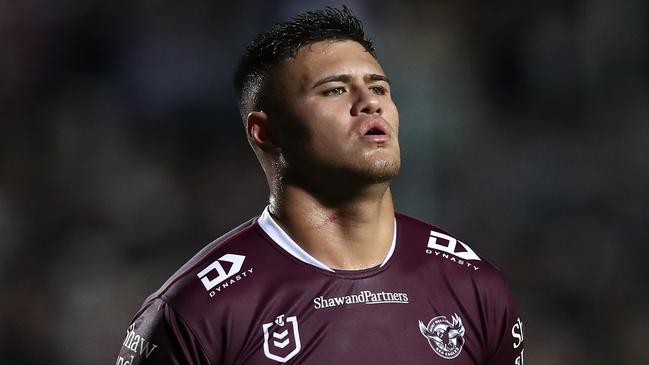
[269,190,396,271]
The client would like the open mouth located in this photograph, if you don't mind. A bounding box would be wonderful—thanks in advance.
[365,127,386,136]
[358,119,391,142]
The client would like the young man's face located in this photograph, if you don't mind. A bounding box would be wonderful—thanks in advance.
[271,40,400,186]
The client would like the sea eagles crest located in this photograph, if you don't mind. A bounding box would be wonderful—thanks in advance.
[419,313,466,359]
[262,314,301,362]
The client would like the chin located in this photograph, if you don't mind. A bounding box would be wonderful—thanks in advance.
[358,159,401,183]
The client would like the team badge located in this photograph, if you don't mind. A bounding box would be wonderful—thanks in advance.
[262,314,301,363]
[419,313,466,359]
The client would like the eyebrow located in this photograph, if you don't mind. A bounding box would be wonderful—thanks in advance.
[312,73,391,89]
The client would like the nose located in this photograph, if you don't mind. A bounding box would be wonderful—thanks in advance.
[350,88,382,116]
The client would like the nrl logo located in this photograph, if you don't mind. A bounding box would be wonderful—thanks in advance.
[419,313,466,359]
[262,314,301,363]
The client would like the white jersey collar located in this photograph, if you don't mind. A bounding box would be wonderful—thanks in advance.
[258,206,397,272]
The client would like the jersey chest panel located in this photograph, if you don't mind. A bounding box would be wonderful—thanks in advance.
[218,258,487,365]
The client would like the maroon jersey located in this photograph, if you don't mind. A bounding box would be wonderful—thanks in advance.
[116,209,524,365]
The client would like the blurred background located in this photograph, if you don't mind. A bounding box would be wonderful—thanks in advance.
[1,0,647,363]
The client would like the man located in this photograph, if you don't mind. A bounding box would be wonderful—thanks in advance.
[116,7,524,365]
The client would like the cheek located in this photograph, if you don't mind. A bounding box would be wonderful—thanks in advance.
[282,106,345,155]
[303,100,350,133]
[385,101,400,132]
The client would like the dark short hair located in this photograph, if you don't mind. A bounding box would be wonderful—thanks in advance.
[234,6,375,121]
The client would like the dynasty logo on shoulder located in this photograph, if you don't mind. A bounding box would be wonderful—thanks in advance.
[196,253,254,297]
[425,230,482,271]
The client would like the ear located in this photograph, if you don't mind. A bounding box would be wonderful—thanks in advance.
[246,111,278,151]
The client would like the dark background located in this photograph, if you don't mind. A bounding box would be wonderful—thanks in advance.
[1,0,647,363]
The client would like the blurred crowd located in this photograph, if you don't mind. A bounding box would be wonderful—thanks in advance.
[1,1,647,364]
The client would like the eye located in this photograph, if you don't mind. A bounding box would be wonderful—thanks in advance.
[369,85,388,95]
[323,87,346,96]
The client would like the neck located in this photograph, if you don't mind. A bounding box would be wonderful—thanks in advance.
[269,182,395,270]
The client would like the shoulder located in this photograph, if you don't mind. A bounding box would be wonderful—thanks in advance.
[395,211,507,284]
[143,216,266,310]
[120,217,278,364]
[395,211,518,315]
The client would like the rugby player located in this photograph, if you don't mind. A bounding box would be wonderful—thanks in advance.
[116,6,524,364]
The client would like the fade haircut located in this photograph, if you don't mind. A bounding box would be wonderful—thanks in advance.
[234,6,375,121]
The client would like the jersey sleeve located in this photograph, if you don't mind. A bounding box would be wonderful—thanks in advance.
[116,298,212,365]
[484,272,525,365]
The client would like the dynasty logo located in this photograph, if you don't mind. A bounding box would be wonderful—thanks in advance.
[425,230,481,271]
[196,254,253,297]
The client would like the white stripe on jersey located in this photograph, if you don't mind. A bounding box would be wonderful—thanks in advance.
[258,206,397,272]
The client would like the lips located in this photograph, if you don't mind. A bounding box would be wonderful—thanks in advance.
[358,118,391,142]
